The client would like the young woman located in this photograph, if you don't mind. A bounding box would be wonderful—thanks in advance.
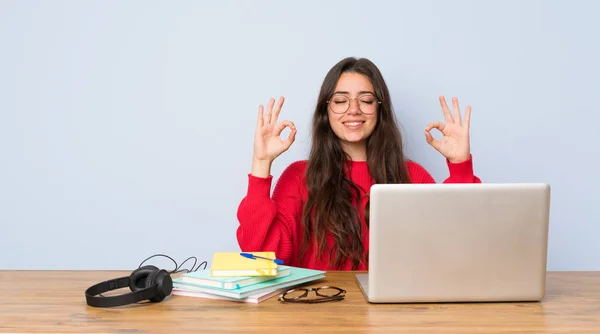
[236,57,481,271]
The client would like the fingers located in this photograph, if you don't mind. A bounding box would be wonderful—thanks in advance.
[274,120,297,149]
[260,96,285,127]
[439,96,454,124]
[425,121,445,133]
[256,104,265,129]
[424,129,440,151]
[452,97,462,125]
[271,96,285,125]
[464,105,472,130]
[283,126,297,149]
[273,120,296,137]
[424,121,444,150]
[266,98,275,125]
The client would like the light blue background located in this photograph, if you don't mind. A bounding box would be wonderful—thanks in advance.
[1,0,598,270]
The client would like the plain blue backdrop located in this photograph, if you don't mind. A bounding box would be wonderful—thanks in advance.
[1,0,598,270]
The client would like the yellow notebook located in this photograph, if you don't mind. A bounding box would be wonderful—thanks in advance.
[210,252,279,277]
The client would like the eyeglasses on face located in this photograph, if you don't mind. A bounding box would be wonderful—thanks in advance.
[326,93,381,115]
[277,285,346,303]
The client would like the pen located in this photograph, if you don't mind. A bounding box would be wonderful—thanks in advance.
[240,253,284,265]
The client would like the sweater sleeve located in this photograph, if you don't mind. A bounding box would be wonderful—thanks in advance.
[235,161,304,265]
[408,155,482,184]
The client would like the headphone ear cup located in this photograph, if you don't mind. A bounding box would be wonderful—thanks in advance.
[145,269,172,302]
[129,265,159,292]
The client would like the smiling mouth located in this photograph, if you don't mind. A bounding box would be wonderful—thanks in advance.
[343,121,365,129]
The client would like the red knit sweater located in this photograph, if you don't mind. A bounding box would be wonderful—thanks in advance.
[236,156,481,271]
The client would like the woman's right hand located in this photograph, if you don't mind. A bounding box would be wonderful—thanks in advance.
[251,96,296,177]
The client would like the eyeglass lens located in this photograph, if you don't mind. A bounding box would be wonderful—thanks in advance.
[329,94,378,114]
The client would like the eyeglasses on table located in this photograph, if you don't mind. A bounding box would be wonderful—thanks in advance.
[277,286,346,303]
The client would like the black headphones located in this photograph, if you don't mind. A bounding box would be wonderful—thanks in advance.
[84,254,207,308]
[85,265,173,308]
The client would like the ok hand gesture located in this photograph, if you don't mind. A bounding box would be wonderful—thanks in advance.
[253,96,297,163]
[425,96,472,163]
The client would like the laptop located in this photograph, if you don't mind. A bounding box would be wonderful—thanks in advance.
[356,183,551,303]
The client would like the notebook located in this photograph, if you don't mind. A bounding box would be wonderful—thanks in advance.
[173,266,326,299]
[172,287,287,303]
[210,252,279,277]
[181,266,292,289]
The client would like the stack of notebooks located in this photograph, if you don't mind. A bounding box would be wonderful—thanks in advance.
[171,251,325,303]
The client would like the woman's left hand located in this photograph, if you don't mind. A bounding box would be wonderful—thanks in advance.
[425,96,472,163]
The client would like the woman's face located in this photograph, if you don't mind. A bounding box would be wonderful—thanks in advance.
[327,72,379,149]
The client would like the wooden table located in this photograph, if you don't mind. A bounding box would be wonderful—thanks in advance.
[1,270,599,333]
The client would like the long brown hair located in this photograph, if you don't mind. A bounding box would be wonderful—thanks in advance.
[300,57,412,269]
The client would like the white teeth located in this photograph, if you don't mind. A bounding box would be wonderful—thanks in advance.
[344,122,364,126]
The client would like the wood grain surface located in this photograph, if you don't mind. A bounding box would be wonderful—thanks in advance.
[1,270,599,333]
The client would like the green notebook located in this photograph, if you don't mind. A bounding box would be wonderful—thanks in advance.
[172,266,325,299]
[180,266,292,289]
